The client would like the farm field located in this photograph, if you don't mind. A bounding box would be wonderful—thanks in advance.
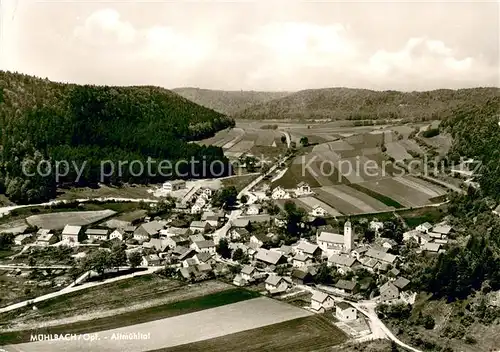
[358,177,444,208]
[0,279,246,344]
[4,297,312,352]
[296,196,343,216]
[314,185,393,215]
[25,210,117,230]
[385,141,413,161]
[162,313,347,352]
[56,184,154,202]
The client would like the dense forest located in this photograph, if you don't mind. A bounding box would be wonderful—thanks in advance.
[408,98,500,302]
[442,98,500,201]
[233,87,500,121]
[172,87,291,116]
[0,71,235,204]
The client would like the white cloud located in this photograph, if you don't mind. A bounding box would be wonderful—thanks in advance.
[74,8,136,46]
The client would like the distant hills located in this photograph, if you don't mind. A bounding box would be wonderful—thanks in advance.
[172,87,291,116]
[0,72,234,204]
[177,87,499,121]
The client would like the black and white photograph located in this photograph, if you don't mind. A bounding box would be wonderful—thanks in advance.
[0,0,499,351]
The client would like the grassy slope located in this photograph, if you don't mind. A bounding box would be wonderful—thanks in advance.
[234,87,500,120]
[172,88,292,116]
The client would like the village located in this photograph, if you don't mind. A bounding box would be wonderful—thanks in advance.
[2,176,459,342]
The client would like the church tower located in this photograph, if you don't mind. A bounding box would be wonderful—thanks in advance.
[344,220,354,252]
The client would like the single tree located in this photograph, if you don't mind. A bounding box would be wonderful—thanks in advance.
[110,243,127,271]
[216,238,232,259]
[128,251,142,269]
[300,136,309,147]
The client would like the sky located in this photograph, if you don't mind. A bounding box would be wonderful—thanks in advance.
[0,0,498,91]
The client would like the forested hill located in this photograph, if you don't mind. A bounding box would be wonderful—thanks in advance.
[0,71,235,204]
[233,87,500,121]
[442,98,500,201]
[172,87,291,116]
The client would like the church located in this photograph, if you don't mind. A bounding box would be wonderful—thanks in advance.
[316,221,354,256]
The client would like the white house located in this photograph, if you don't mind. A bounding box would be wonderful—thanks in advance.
[310,205,328,217]
[162,180,186,192]
[141,254,162,267]
[271,186,290,200]
[295,182,312,196]
[311,291,335,311]
[62,225,82,244]
[403,230,421,243]
[85,229,109,242]
[292,253,313,268]
[14,234,32,246]
[240,265,256,282]
[416,222,433,233]
[336,302,357,321]
[192,240,216,254]
[265,275,289,293]
[327,254,360,274]
[190,221,210,234]
[110,229,125,241]
[36,232,56,246]
[246,204,261,216]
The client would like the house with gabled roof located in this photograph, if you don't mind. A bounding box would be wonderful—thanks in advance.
[143,238,169,252]
[336,302,357,321]
[334,279,359,295]
[192,240,216,254]
[255,248,286,266]
[292,253,313,268]
[311,291,335,311]
[271,186,290,200]
[416,222,433,233]
[265,275,290,293]
[141,254,162,267]
[291,269,313,285]
[134,221,164,241]
[85,229,109,242]
[380,282,400,302]
[62,225,82,244]
[240,265,257,282]
[110,229,125,241]
[295,182,312,196]
[295,241,322,258]
[194,252,216,265]
[328,254,361,274]
[189,221,210,234]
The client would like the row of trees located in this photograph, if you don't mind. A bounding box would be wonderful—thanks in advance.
[77,244,142,278]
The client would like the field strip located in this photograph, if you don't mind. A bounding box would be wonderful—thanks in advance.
[221,128,245,149]
[6,297,312,352]
[322,186,376,213]
[297,196,343,216]
[359,179,428,208]
[313,188,362,215]
[403,175,447,196]
[228,140,255,153]
[393,177,441,198]
[335,185,393,211]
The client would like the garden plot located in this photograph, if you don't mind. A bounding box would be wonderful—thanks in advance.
[26,210,116,230]
[297,196,343,216]
[7,297,312,352]
[385,142,412,161]
[359,178,435,207]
